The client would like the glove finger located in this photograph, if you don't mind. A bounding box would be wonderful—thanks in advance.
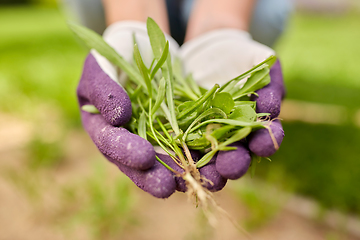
[81,112,155,170]
[248,119,285,157]
[77,53,132,126]
[251,60,285,119]
[157,152,228,193]
[215,142,251,180]
[198,155,227,192]
[156,153,187,192]
[107,156,176,199]
[268,60,286,98]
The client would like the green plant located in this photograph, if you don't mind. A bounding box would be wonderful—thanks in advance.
[69,19,277,210]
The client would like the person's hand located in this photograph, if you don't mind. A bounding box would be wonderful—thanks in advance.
[179,28,285,182]
[77,22,179,198]
[77,22,229,197]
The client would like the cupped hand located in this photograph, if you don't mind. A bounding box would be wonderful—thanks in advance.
[180,29,285,186]
[78,52,180,198]
[77,22,230,198]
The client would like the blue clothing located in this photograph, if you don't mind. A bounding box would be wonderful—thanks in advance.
[62,0,293,47]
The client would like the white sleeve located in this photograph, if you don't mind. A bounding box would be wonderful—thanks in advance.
[179,29,275,89]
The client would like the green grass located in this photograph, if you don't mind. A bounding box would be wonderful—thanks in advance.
[278,13,360,90]
[276,13,360,110]
[0,6,86,126]
[261,12,360,214]
[58,161,137,239]
[257,122,360,214]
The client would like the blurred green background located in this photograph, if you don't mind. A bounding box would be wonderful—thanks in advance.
[1,0,360,239]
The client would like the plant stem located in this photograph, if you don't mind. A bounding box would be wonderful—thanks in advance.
[182,141,196,166]
[177,84,219,120]
[156,156,179,174]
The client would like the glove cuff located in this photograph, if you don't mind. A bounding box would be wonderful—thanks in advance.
[103,20,179,59]
[179,28,275,89]
[180,29,252,59]
[91,20,179,86]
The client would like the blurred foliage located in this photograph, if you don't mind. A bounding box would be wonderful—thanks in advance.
[261,11,360,215]
[276,12,360,111]
[0,0,31,4]
[231,178,284,230]
[257,123,360,214]
[185,210,214,240]
[26,134,65,169]
[0,6,86,127]
[277,13,360,90]
[0,0,57,6]
[3,167,44,202]
[58,162,137,240]
[4,155,137,239]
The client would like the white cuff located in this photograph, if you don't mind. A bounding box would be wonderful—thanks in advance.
[92,21,179,85]
[180,29,252,60]
[179,29,275,89]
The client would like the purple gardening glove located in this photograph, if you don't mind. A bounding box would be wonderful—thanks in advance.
[179,29,286,189]
[76,21,194,198]
[77,52,231,195]
[76,21,226,197]
[78,53,179,198]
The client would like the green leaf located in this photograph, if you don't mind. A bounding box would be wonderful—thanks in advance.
[133,44,152,98]
[217,146,237,151]
[147,18,179,133]
[234,101,256,108]
[189,118,264,134]
[177,84,220,120]
[68,22,144,88]
[177,101,195,112]
[257,113,271,118]
[146,18,179,134]
[163,53,180,135]
[173,58,199,101]
[229,105,257,122]
[219,127,252,147]
[196,150,218,168]
[219,55,276,93]
[138,111,147,140]
[150,41,169,79]
[232,67,270,99]
[186,74,202,97]
[176,101,198,128]
[151,77,166,116]
[149,58,157,72]
[81,104,100,114]
[129,85,143,101]
[178,113,198,129]
[127,117,138,133]
[147,17,166,59]
[211,125,236,139]
[159,102,172,129]
[211,92,235,115]
[205,125,219,149]
[156,118,172,140]
[186,136,210,150]
[183,107,228,141]
[185,132,202,141]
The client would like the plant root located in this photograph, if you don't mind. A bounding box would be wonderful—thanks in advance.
[181,156,252,240]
